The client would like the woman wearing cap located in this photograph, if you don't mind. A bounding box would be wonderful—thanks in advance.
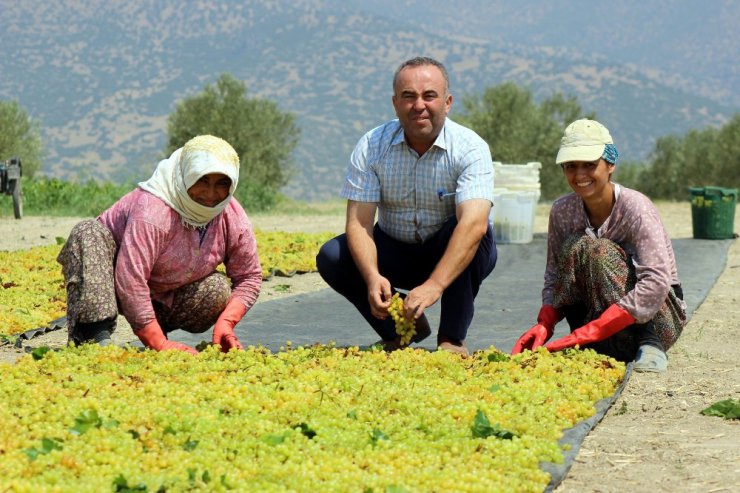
[57,135,262,354]
[511,119,686,372]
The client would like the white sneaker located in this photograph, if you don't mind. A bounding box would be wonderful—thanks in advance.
[633,345,668,373]
[94,329,113,347]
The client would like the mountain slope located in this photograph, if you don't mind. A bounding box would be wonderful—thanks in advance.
[0,0,736,200]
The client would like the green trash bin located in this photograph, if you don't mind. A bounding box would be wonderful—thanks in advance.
[689,186,738,239]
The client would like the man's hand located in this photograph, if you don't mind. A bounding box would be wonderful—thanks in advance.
[367,274,392,319]
[345,200,391,319]
[403,279,444,321]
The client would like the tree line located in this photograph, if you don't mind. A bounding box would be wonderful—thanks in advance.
[1,74,738,215]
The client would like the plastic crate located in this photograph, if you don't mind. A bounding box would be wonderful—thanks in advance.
[493,161,541,192]
[490,188,539,244]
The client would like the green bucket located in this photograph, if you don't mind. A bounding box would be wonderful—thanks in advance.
[689,186,738,239]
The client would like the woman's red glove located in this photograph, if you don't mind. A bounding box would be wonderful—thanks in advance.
[212,298,246,352]
[544,304,635,352]
[136,319,198,355]
[511,305,563,354]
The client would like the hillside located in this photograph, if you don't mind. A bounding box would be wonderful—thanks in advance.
[1,0,737,200]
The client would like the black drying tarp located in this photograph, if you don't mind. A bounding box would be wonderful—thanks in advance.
[174,237,733,353]
[19,238,731,350]
[542,363,634,491]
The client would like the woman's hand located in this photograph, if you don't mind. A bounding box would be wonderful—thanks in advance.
[157,340,200,355]
[544,304,635,352]
[212,299,247,352]
[511,305,562,354]
[136,320,198,355]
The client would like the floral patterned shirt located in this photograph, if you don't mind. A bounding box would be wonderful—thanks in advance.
[97,188,262,329]
[543,185,683,323]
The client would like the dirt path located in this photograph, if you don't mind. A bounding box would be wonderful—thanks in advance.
[1,203,738,492]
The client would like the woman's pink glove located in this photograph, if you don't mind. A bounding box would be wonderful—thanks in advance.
[544,304,635,352]
[212,298,247,352]
[136,319,198,355]
[511,305,563,354]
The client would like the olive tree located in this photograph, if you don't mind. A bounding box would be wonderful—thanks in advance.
[0,99,43,178]
[166,74,300,210]
[453,83,592,200]
[637,113,739,200]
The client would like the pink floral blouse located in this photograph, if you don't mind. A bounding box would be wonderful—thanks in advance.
[97,188,262,329]
[543,186,683,323]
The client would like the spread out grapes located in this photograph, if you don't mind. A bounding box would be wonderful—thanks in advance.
[0,344,625,491]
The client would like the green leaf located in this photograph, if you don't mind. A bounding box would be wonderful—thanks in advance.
[23,448,42,461]
[112,474,148,492]
[23,438,61,462]
[700,399,740,420]
[471,410,516,440]
[195,341,215,352]
[183,439,199,451]
[369,428,389,446]
[55,236,66,245]
[40,437,63,453]
[0,334,18,345]
[415,423,430,434]
[220,474,232,489]
[70,409,102,435]
[489,384,502,394]
[487,352,509,363]
[163,425,177,435]
[294,422,317,439]
[31,346,51,361]
[347,410,358,420]
[262,433,286,446]
[472,409,492,437]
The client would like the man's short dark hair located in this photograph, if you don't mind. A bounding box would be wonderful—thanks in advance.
[393,57,450,94]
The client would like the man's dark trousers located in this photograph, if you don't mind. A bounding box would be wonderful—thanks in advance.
[316,217,497,342]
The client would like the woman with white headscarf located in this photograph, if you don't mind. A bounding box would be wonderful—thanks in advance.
[57,135,262,354]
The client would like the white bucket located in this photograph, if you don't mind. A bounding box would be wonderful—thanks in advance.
[490,188,539,244]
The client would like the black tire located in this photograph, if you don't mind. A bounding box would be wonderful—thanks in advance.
[10,179,22,219]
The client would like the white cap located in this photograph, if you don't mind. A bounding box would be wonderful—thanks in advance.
[555,119,613,164]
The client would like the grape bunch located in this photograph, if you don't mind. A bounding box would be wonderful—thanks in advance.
[388,293,416,345]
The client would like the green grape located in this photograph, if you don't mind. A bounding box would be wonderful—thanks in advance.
[0,340,625,491]
[387,293,416,345]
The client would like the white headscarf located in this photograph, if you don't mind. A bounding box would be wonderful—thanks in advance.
[139,135,240,228]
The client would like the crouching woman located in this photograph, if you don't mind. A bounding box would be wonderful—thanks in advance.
[57,135,262,354]
[512,119,686,372]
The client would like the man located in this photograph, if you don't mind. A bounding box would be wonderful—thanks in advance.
[316,56,497,357]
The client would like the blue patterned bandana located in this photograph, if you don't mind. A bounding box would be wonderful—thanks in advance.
[602,143,619,164]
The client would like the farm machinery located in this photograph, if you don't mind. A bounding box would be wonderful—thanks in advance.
[0,156,23,219]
